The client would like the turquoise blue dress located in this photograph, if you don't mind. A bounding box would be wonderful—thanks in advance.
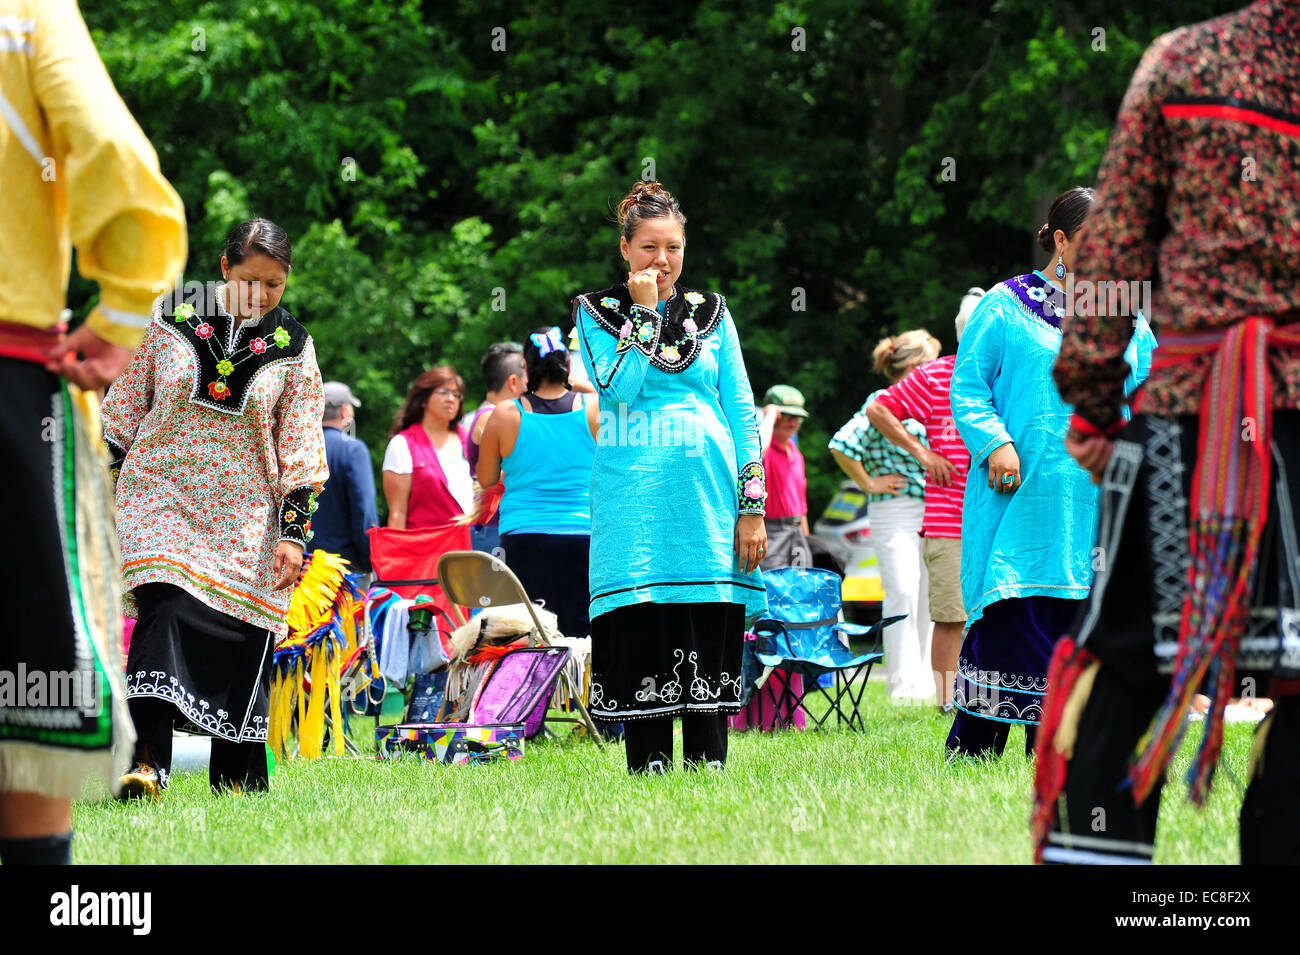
[575,285,767,621]
[953,270,1156,628]
[945,270,1154,750]
[574,284,767,722]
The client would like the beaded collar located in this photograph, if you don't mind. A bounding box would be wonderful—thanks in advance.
[574,284,725,373]
[1004,272,1064,330]
[155,283,309,415]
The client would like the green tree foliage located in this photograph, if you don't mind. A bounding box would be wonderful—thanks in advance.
[81,0,1239,517]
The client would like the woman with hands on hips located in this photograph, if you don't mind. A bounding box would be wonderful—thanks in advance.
[830,329,942,702]
[864,298,978,714]
[573,180,767,774]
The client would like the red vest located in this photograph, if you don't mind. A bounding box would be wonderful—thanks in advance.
[399,422,471,528]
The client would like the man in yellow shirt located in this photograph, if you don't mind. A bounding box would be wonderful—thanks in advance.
[0,1,186,864]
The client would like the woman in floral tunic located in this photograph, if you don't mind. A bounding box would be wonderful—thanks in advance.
[102,219,327,796]
[574,182,768,774]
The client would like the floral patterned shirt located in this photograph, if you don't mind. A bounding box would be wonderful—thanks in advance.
[1054,0,1300,431]
[102,284,328,635]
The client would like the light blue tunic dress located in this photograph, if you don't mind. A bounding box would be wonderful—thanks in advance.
[952,270,1156,629]
[574,285,768,623]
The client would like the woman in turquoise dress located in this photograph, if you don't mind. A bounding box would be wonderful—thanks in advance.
[574,181,768,774]
[948,187,1156,758]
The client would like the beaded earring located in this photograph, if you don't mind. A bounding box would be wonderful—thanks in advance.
[1055,252,1066,280]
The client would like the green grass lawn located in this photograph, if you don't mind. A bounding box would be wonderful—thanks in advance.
[72,682,1255,864]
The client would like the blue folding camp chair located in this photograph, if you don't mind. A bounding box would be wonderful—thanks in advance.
[749,566,904,731]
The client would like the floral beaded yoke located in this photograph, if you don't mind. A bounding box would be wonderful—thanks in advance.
[102,284,328,636]
[577,283,725,373]
[576,283,767,517]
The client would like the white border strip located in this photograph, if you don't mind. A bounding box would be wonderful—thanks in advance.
[0,86,44,163]
[96,304,152,329]
[1041,845,1151,865]
[1047,831,1154,857]
[0,35,33,54]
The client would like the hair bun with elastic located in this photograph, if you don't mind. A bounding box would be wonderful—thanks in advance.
[1036,222,1053,252]
[871,336,897,375]
[616,181,686,235]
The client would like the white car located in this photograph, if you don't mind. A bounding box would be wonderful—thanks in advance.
[812,480,884,607]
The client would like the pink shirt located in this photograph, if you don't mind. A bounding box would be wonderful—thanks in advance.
[874,355,968,539]
[763,437,807,519]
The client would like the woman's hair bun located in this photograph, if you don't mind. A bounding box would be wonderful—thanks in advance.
[871,337,898,376]
[616,181,687,239]
[874,329,942,382]
[1038,187,1095,253]
[617,181,672,226]
[1036,222,1054,253]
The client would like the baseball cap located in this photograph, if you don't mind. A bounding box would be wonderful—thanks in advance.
[763,384,808,418]
[323,381,362,407]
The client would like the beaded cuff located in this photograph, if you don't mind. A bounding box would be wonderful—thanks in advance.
[279,486,318,547]
[105,439,127,485]
[737,461,767,515]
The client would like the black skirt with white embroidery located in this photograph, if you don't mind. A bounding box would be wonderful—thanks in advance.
[588,602,745,721]
[124,583,274,742]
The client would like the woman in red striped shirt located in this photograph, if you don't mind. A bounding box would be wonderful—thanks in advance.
[866,290,983,712]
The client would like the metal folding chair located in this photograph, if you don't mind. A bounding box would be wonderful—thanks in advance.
[436,550,603,746]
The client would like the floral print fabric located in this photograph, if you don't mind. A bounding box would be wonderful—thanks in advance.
[1054,1,1300,431]
[102,289,328,636]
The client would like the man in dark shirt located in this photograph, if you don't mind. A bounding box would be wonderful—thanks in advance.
[1035,0,1300,865]
[314,381,379,571]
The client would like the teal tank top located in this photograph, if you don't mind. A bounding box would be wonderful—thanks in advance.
[499,396,596,535]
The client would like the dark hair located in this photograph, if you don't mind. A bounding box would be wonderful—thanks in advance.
[1037,187,1095,253]
[481,342,525,393]
[389,365,465,439]
[523,327,570,390]
[223,217,292,270]
[616,181,687,241]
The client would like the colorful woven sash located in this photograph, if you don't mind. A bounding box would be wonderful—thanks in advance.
[1129,317,1300,805]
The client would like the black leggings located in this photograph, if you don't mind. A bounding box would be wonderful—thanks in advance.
[622,713,728,773]
[128,696,268,794]
[1047,664,1300,864]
